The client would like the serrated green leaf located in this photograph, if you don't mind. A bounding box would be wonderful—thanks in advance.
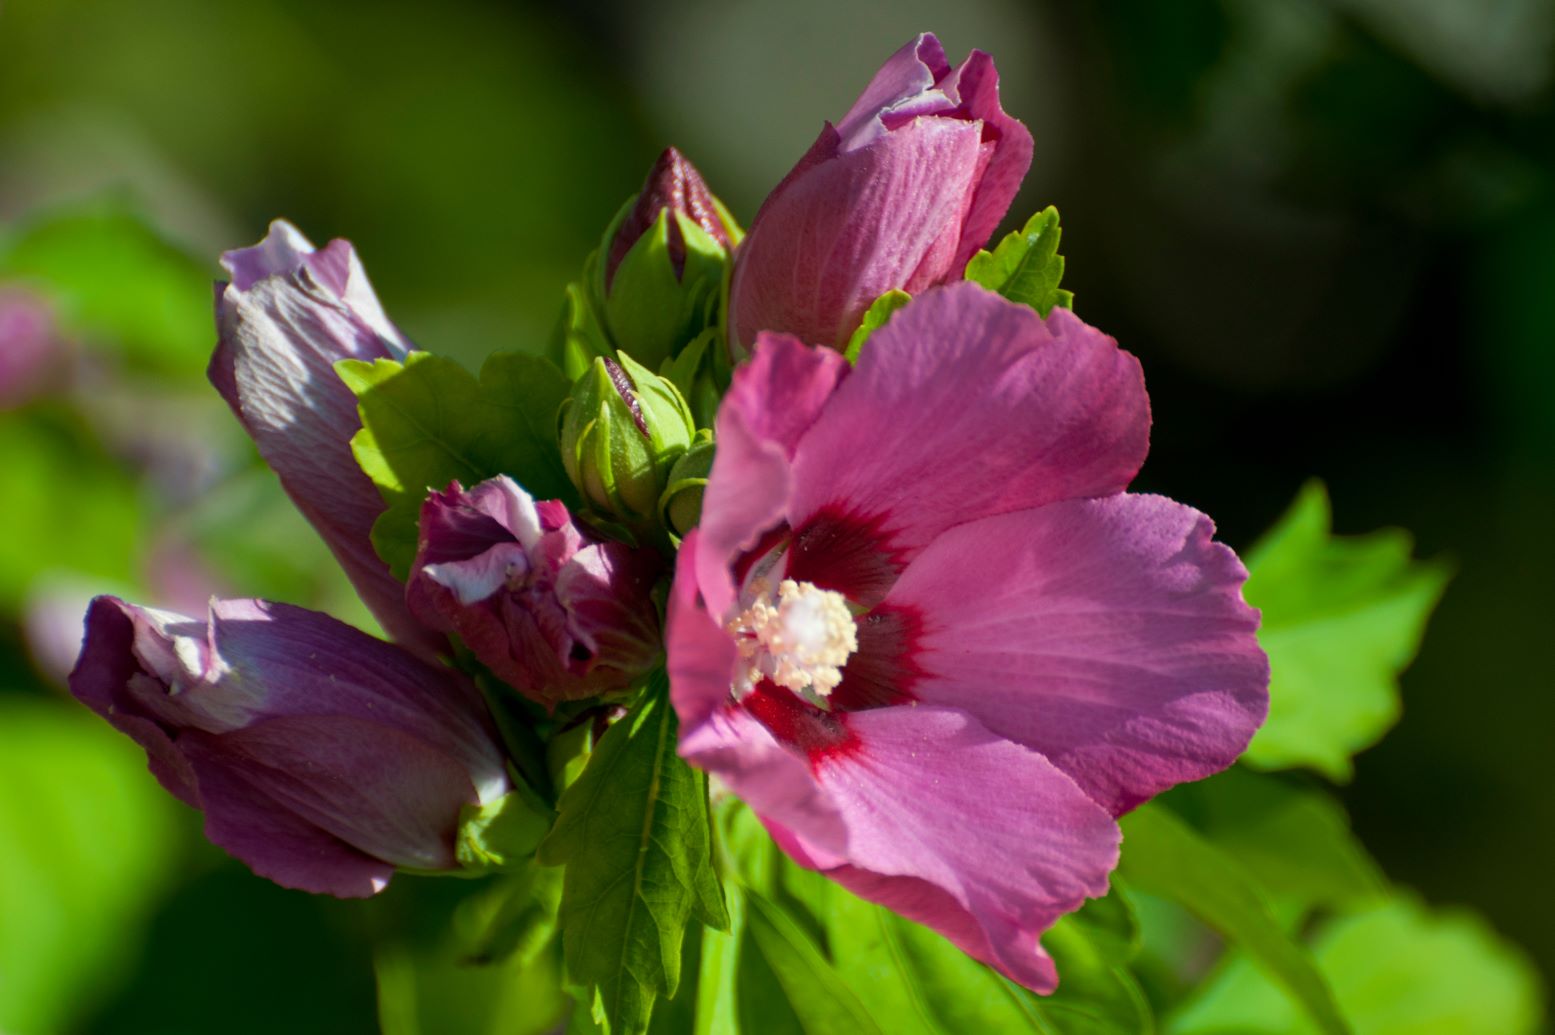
[1243,481,1452,780]
[339,349,576,576]
[1169,898,1545,1035]
[538,676,727,1035]
[1119,804,1349,1035]
[843,290,912,363]
[964,206,1074,316]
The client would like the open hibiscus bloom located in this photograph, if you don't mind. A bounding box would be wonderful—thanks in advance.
[666,282,1269,991]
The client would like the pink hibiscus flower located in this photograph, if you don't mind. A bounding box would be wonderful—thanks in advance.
[666,281,1269,992]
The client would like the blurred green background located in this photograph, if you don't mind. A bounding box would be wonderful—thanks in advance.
[2,0,1552,1031]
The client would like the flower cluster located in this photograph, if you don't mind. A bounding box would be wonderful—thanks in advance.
[68,31,1267,1001]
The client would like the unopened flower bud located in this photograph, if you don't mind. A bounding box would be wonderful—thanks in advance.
[559,352,695,529]
[659,430,715,541]
[595,148,741,369]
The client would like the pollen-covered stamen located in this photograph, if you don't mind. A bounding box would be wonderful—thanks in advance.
[727,579,859,706]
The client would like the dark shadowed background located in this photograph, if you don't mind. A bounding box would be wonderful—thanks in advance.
[2,1,1551,1031]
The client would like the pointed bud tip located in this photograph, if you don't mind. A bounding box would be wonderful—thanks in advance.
[605,147,730,290]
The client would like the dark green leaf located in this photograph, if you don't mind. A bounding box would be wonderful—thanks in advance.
[743,889,886,1035]
[1119,804,1349,1035]
[963,206,1074,316]
[537,676,727,1035]
[1242,481,1452,779]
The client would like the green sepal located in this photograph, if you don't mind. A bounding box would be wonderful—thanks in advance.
[843,290,911,364]
[964,205,1073,316]
[662,327,729,430]
[557,352,695,538]
[600,208,730,371]
[455,791,555,872]
[553,261,614,382]
[659,429,715,542]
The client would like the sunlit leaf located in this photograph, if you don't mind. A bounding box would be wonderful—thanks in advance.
[963,206,1073,316]
[1243,481,1452,780]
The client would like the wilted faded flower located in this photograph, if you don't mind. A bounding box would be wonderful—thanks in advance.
[70,596,511,897]
[728,33,1033,352]
[407,476,662,708]
[210,221,438,655]
[668,282,1269,991]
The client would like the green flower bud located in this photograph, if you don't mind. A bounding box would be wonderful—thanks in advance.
[559,352,695,530]
[659,429,716,541]
[596,148,741,369]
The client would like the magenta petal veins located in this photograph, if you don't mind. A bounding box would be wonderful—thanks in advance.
[666,282,1268,992]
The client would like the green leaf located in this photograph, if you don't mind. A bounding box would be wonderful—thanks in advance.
[1169,898,1545,1035]
[843,290,912,363]
[964,206,1074,316]
[1119,804,1349,1035]
[743,889,886,1035]
[1166,770,1387,918]
[1030,892,1156,1035]
[537,676,727,1035]
[339,350,576,577]
[0,701,179,1034]
[373,878,567,1035]
[1242,481,1452,780]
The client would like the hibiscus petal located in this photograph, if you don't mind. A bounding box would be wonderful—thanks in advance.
[697,338,847,615]
[884,493,1268,815]
[729,118,985,350]
[942,50,1034,271]
[788,283,1150,595]
[803,705,1119,993]
[180,732,396,898]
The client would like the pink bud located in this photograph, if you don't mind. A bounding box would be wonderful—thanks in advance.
[729,33,1033,352]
